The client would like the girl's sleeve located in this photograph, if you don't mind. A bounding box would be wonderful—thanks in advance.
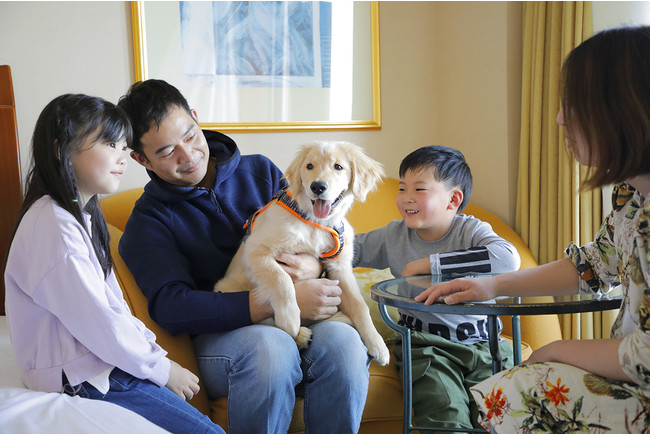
[32,253,171,387]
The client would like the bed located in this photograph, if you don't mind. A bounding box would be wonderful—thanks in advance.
[0,316,169,433]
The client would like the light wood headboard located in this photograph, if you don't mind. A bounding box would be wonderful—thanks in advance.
[0,65,23,315]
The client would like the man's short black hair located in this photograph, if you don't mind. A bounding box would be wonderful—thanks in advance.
[118,79,193,155]
[399,145,473,212]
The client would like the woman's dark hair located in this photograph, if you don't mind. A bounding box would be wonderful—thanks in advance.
[16,94,132,278]
[399,145,473,212]
[561,25,650,189]
[118,79,193,155]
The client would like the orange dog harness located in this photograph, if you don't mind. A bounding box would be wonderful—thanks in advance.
[243,189,345,260]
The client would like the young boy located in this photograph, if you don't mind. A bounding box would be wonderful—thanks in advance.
[353,145,521,430]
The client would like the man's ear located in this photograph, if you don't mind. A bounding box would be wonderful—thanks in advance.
[130,151,153,170]
[448,189,463,211]
[191,109,200,124]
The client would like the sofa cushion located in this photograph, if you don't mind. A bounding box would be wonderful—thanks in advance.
[107,224,212,417]
[354,267,400,344]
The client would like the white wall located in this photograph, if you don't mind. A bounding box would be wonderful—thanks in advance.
[1,1,521,225]
[592,2,650,217]
[593,1,650,31]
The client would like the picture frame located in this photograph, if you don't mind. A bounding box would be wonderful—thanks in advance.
[131,1,381,132]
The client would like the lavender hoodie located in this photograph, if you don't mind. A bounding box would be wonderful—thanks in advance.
[4,196,170,392]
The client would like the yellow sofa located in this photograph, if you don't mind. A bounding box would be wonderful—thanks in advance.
[101,177,563,433]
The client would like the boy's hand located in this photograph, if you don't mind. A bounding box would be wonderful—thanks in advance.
[166,360,200,401]
[276,253,322,281]
[401,257,430,277]
[295,278,341,321]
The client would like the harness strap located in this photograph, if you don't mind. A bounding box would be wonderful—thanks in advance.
[243,189,345,260]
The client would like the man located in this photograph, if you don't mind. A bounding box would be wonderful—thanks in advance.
[117,79,370,434]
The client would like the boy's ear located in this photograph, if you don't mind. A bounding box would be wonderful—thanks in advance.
[448,189,463,211]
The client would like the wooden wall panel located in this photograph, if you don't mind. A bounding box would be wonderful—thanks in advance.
[0,65,23,316]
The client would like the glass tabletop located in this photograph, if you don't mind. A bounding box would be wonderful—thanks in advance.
[370,274,622,316]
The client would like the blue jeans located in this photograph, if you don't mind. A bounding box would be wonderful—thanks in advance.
[192,321,371,434]
[63,368,223,434]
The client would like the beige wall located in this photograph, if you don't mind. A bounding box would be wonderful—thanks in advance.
[0,1,522,225]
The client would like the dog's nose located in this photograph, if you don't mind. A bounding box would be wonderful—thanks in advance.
[310,181,328,196]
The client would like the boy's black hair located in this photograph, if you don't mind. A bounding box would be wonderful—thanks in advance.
[399,145,473,212]
[118,79,193,155]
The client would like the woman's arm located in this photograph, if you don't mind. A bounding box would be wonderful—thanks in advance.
[414,258,581,305]
[525,338,631,382]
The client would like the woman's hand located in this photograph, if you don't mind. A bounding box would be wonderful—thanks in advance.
[166,360,200,401]
[276,253,322,281]
[414,276,498,305]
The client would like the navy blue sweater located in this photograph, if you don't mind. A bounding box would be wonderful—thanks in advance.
[119,130,284,335]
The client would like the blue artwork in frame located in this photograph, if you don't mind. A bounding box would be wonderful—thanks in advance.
[180,1,332,88]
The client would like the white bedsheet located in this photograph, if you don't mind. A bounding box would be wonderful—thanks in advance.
[0,316,168,433]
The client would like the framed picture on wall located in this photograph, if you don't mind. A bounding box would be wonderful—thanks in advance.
[131,1,381,132]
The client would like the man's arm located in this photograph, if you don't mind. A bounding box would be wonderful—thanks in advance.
[119,202,252,336]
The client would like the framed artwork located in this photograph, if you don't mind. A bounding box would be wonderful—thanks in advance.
[131,1,381,132]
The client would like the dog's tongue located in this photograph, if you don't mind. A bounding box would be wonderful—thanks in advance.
[313,199,332,219]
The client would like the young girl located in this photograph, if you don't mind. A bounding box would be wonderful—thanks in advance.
[4,94,223,433]
[415,26,650,432]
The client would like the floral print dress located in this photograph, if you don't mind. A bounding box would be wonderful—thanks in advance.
[470,183,650,433]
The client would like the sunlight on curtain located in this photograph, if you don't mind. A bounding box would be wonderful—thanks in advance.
[517,2,619,340]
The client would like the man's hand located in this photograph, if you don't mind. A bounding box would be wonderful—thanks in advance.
[166,360,200,401]
[295,278,341,321]
[276,253,322,281]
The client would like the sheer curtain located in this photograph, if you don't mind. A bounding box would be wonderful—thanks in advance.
[516,2,618,340]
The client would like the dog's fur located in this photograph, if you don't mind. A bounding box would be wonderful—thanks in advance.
[214,141,390,366]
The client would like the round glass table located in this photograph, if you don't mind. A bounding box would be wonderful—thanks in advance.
[370,274,622,433]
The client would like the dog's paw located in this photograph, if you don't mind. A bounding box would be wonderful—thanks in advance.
[295,326,313,349]
[368,340,390,366]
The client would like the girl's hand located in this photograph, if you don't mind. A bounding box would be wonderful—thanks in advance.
[276,253,322,281]
[401,258,430,277]
[414,277,498,305]
[166,360,200,401]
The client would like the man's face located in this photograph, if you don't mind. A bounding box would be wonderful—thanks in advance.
[132,106,209,187]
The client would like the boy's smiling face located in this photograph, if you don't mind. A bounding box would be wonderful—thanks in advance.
[397,168,463,242]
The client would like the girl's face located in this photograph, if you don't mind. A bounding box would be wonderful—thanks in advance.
[557,107,592,166]
[70,131,128,206]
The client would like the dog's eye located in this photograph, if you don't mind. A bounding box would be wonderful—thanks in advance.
[334,164,343,170]
[306,163,313,170]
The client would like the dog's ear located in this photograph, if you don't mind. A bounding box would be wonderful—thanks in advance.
[284,144,312,190]
[344,142,385,202]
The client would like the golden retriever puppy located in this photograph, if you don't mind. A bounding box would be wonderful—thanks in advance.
[214,141,390,366]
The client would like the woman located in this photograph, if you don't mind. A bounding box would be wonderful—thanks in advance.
[415,26,650,432]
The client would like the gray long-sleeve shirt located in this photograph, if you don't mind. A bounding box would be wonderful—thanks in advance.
[353,214,521,344]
